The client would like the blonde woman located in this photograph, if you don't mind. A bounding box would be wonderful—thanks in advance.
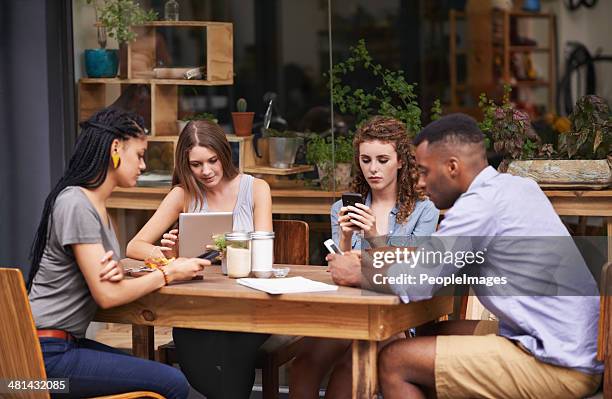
[127,120,272,399]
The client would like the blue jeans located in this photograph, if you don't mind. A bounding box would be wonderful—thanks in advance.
[40,337,189,399]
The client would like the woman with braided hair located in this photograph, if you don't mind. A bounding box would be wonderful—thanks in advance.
[27,107,207,398]
[289,116,439,398]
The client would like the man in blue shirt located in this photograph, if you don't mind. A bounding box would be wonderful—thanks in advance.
[328,113,602,398]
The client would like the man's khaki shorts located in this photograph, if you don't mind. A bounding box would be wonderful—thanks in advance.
[435,322,601,399]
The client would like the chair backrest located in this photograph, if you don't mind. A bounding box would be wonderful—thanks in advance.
[598,261,611,394]
[273,220,309,265]
[0,267,49,399]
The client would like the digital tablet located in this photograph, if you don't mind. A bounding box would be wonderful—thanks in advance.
[178,212,233,258]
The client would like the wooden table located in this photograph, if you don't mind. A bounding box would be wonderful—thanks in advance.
[94,264,453,398]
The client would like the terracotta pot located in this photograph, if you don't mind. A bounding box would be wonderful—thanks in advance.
[232,112,255,136]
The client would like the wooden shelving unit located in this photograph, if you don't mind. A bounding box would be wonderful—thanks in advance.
[80,78,232,86]
[449,9,557,112]
[79,21,234,138]
[81,20,311,196]
[496,9,556,111]
[126,21,233,82]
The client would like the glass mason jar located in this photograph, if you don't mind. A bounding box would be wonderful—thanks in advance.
[164,0,179,21]
[250,231,275,278]
[225,231,252,278]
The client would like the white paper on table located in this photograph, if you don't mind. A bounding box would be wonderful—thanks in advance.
[237,276,338,294]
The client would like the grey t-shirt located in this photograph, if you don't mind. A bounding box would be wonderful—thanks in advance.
[29,186,120,338]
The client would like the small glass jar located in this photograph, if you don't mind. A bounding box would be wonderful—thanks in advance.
[225,231,252,278]
[250,231,275,278]
[164,0,179,21]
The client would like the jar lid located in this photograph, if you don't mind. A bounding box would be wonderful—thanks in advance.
[250,231,275,240]
[225,231,252,240]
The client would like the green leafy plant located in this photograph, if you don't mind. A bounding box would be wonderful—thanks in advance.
[478,85,541,162]
[306,134,354,188]
[430,99,442,121]
[306,134,353,165]
[212,234,227,253]
[236,98,248,112]
[558,95,612,159]
[87,0,157,44]
[328,39,439,136]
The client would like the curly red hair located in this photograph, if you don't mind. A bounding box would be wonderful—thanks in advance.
[350,116,424,224]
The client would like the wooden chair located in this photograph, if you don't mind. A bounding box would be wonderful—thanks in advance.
[255,220,310,399]
[0,267,165,399]
[157,219,311,399]
[597,261,611,398]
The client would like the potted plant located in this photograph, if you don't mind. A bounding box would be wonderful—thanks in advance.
[177,112,218,134]
[260,129,303,168]
[483,90,612,188]
[558,95,611,160]
[316,39,441,190]
[306,134,354,189]
[211,234,228,275]
[85,0,157,78]
[232,98,255,137]
[478,85,543,172]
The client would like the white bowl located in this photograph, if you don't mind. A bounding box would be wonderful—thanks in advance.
[272,267,290,278]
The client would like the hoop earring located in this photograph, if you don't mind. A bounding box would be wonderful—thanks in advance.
[111,150,121,169]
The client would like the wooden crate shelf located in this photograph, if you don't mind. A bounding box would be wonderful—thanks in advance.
[127,21,232,83]
[79,21,233,135]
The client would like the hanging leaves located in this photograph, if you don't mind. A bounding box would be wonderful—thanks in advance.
[327,39,439,136]
[87,0,157,44]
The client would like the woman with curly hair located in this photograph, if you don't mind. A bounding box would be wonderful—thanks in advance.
[289,116,438,399]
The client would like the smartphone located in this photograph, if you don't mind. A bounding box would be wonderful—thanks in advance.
[324,238,344,255]
[198,249,220,262]
[342,192,364,209]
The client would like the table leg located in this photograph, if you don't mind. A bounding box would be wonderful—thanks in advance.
[352,339,377,399]
[132,324,154,360]
[607,217,611,263]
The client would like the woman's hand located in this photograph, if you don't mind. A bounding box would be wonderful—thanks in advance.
[164,257,210,283]
[345,203,378,238]
[160,229,179,258]
[99,250,124,282]
[338,206,362,240]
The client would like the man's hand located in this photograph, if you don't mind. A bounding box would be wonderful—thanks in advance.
[326,252,362,287]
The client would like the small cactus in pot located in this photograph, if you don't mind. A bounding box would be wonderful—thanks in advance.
[236,98,248,112]
[232,97,255,136]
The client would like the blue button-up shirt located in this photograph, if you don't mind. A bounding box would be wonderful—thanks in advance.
[387,166,603,374]
[331,194,439,250]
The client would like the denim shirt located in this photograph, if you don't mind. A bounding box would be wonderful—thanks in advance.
[330,193,439,250]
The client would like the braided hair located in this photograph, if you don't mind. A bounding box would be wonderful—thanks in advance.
[350,116,425,224]
[27,107,146,290]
